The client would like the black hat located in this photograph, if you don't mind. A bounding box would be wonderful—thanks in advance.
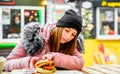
[56,9,82,35]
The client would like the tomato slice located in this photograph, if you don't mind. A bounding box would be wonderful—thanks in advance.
[43,66,54,70]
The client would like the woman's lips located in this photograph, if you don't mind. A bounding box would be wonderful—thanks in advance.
[61,38,67,43]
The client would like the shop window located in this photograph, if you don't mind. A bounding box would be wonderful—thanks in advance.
[52,4,72,22]
[0,6,45,43]
[96,8,120,40]
[24,10,42,25]
[2,8,21,39]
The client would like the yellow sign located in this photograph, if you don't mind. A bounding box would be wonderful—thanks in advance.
[101,1,120,7]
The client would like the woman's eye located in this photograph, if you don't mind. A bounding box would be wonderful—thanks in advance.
[65,29,69,32]
[72,34,76,36]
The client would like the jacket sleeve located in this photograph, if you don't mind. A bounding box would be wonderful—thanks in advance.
[52,48,84,70]
[4,41,31,71]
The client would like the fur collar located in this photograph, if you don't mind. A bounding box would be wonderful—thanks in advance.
[21,22,44,56]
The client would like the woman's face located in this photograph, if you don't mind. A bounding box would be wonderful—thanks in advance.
[61,28,77,43]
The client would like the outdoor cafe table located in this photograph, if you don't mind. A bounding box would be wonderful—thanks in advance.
[82,64,120,74]
[2,64,120,74]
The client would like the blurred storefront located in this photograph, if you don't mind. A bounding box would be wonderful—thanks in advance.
[0,0,120,66]
[82,0,120,66]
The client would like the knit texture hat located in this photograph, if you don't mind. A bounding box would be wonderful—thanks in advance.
[57,9,82,35]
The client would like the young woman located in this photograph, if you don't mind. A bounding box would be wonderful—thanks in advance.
[4,9,84,71]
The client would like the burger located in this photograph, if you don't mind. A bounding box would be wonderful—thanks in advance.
[34,59,56,74]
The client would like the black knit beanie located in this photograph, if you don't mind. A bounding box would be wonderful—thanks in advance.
[57,9,82,35]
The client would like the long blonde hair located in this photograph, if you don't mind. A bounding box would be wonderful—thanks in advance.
[48,27,77,55]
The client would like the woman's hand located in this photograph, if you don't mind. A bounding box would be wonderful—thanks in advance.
[30,57,39,69]
[42,53,54,61]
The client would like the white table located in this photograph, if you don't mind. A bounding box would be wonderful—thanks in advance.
[2,69,83,74]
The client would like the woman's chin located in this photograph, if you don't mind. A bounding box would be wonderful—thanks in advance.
[60,41,66,44]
